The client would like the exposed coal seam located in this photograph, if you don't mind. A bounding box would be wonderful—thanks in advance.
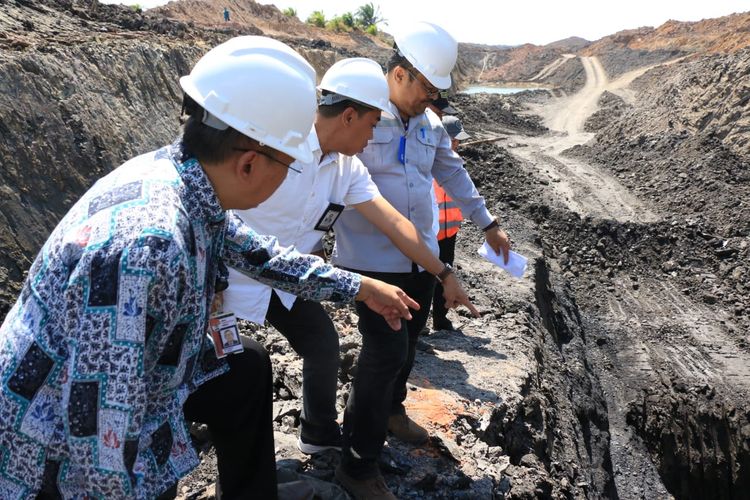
[626,386,750,499]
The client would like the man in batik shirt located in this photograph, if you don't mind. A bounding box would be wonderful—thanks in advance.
[0,36,416,500]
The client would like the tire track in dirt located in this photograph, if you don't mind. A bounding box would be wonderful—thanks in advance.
[602,277,750,393]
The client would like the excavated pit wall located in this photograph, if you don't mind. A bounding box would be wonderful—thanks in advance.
[626,384,750,499]
[526,200,750,499]
[0,36,200,313]
[476,256,618,497]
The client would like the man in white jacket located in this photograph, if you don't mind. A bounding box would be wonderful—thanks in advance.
[332,23,512,499]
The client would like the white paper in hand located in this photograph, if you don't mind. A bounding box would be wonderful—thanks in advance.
[477,242,528,278]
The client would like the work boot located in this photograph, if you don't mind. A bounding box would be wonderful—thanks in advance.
[335,465,396,500]
[387,413,429,444]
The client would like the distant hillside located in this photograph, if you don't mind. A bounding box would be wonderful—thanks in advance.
[151,0,392,60]
[579,11,750,78]
[583,11,750,55]
[546,36,590,51]
[148,3,750,92]
[457,11,750,88]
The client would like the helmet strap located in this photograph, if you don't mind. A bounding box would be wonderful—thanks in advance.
[318,93,351,106]
[202,109,230,130]
[318,93,376,112]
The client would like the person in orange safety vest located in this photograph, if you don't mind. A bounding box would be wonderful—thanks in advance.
[432,114,470,330]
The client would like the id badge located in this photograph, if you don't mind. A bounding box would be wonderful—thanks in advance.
[314,203,345,232]
[208,312,244,358]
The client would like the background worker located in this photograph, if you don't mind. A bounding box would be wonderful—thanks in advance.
[332,22,511,499]
[0,37,417,500]
[222,58,478,458]
[428,93,457,117]
[431,115,471,331]
[426,94,456,263]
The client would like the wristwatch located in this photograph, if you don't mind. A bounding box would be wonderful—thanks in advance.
[436,263,454,283]
[483,219,499,232]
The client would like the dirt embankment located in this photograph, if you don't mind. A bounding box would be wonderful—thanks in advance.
[0,0,207,312]
[458,42,588,94]
[151,0,392,57]
[0,0,384,315]
[585,48,750,158]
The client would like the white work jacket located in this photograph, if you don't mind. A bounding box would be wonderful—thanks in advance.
[332,102,493,272]
[224,127,380,323]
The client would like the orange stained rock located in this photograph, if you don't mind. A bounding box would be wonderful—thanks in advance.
[403,377,469,439]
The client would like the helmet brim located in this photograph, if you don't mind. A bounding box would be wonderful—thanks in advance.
[425,73,452,90]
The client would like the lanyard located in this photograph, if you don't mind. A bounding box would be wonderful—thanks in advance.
[398,120,409,165]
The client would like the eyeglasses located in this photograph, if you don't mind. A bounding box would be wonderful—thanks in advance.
[405,67,440,98]
[233,148,301,174]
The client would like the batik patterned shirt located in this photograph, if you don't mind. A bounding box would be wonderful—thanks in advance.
[0,143,360,499]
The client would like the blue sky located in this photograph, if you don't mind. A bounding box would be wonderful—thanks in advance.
[101,0,749,45]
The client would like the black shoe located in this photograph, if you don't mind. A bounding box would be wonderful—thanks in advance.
[432,319,455,331]
[297,433,343,454]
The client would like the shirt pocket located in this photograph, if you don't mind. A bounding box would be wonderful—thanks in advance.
[358,127,395,173]
[413,129,437,175]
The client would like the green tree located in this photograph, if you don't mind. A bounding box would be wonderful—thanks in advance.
[341,11,355,28]
[355,3,384,28]
[282,7,297,18]
[306,10,326,28]
[326,15,347,32]
[365,24,378,35]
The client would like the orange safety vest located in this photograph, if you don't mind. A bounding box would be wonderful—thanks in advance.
[433,180,463,240]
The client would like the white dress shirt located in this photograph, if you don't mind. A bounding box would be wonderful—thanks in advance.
[224,127,380,323]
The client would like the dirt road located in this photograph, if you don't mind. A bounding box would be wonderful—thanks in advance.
[507,57,659,223]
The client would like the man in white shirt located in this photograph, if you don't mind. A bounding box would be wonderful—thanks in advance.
[332,23,512,498]
[222,58,477,471]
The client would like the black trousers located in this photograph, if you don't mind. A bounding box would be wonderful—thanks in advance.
[341,270,435,479]
[183,337,277,500]
[265,292,341,443]
[432,234,457,325]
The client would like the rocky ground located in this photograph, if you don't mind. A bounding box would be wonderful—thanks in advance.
[1,1,749,499]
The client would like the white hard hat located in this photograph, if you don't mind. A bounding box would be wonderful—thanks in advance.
[180,36,317,163]
[394,22,457,90]
[317,58,394,118]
